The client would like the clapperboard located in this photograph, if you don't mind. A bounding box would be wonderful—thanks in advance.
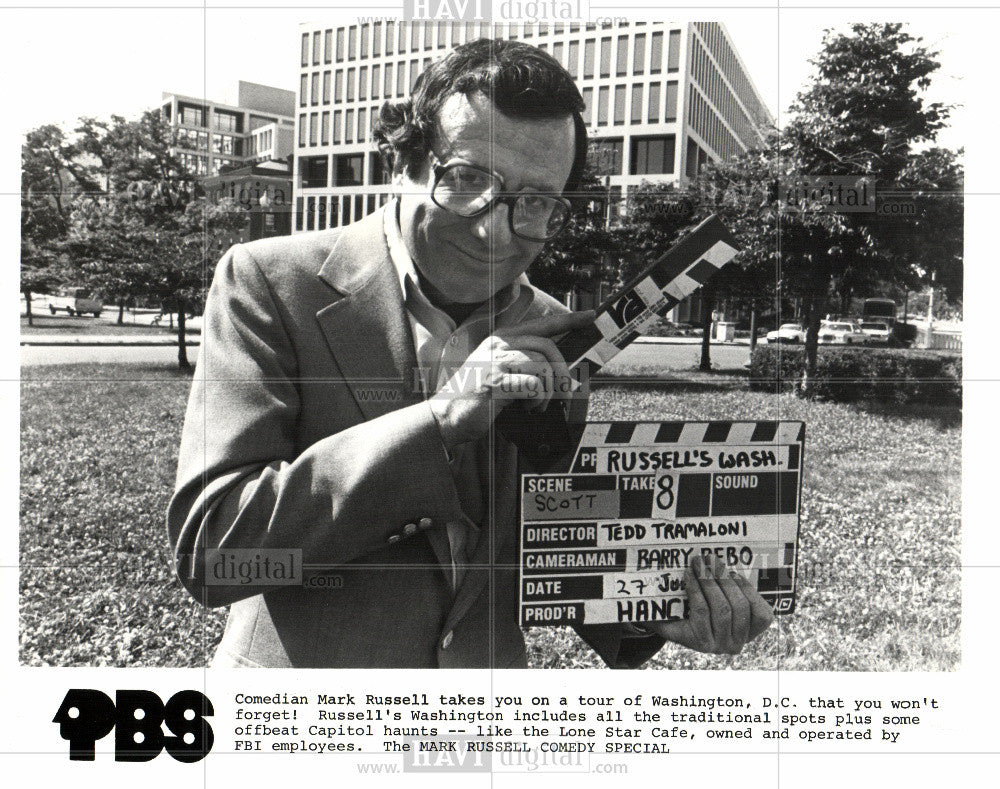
[518,420,804,627]
[499,215,743,467]
[558,214,741,375]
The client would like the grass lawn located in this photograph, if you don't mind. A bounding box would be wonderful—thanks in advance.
[20,363,960,670]
[21,315,200,336]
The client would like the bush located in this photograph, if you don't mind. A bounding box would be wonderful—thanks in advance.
[748,345,962,406]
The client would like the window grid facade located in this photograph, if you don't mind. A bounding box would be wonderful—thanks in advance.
[293,20,770,233]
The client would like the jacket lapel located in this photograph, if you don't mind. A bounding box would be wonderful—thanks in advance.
[315,209,422,422]
[314,208,453,576]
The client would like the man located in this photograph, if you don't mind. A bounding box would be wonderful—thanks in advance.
[167,39,773,668]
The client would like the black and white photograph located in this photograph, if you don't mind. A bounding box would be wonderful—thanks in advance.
[4,0,996,783]
[15,7,966,672]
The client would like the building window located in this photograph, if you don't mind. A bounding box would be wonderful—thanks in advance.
[630,134,675,175]
[301,33,310,67]
[359,67,368,100]
[342,198,351,226]
[296,196,304,230]
[616,35,628,76]
[373,21,382,57]
[321,111,330,145]
[323,71,331,103]
[600,37,611,77]
[333,110,342,144]
[665,81,678,122]
[300,155,328,188]
[597,86,609,125]
[409,59,420,91]
[567,41,579,78]
[324,29,332,63]
[631,84,643,124]
[298,114,307,146]
[372,64,380,99]
[400,60,410,94]
[348,26,357,60]
[309,113,318,146]
[648,82,660,123]
[317,195,327,229]
[355,195,364,221]
[347,68,355,101]
[634,34,646,75]
[650,31,663,74]
[583,39,594,78]
[345,109,354,143]
[360,23,369,58]
[668,29,681,71]
[614,85,626,125]
[334,153,364,186]
[299,75,308,107]
[214,110,241,132]
[591,137,623,176]
[424,21,433,48]
[385,63,393,97]
[552,41,564,67]
[370,154,389,185]
[336,28,344,61]
[410,21,419,50]
[311,73,319,105]
[306,196,315,230]
[582,87,593,126]
[358,108,367,142]
[335,70,343,102]
[312,31,321,65]
[386,22,394,55]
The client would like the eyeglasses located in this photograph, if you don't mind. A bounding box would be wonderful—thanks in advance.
[429,159,573,242]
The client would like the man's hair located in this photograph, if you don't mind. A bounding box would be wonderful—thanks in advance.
[372,38,588,196]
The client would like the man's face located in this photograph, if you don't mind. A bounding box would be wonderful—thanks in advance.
[394,92,576,305]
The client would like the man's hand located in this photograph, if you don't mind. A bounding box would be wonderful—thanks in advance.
[644,556,775,654]
[429,310,594,451]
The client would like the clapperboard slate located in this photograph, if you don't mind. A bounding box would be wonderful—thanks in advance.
[518,420,804,627]
[499,214,744,468]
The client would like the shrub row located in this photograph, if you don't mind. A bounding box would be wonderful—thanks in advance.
[748,345,962,406]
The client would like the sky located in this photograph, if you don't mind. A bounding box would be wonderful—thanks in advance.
[0,3,968,151]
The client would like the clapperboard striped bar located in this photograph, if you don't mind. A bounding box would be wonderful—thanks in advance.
[499,215,742,468]
[519,420,804,627]
[556,214,742,374]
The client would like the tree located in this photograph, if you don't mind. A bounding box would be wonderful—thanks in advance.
[783,22,952,383]
[20,125,94,325]
[64,109,247,368]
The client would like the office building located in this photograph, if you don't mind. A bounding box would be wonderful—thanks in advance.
[161,80,297,177]
[292,21,770,318]
[293,21,770,230]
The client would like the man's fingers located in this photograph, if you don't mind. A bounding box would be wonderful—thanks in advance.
[503,309,595,339]
[693,556,732,650]
[683,557,714,648]
[730,571,776,640]
[503,335,572,401]
[715,564,752,653]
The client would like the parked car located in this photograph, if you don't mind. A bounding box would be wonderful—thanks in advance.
[859,321,892,345]
[765,323,806,344]
[47,287,103,317]
[819,320,866,345]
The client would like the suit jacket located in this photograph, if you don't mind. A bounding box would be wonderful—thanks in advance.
[167,207,665,668]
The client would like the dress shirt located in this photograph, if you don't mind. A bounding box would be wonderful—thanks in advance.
[383,200,536,590]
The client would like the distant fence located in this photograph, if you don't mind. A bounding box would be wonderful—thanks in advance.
[919,327,962,351]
